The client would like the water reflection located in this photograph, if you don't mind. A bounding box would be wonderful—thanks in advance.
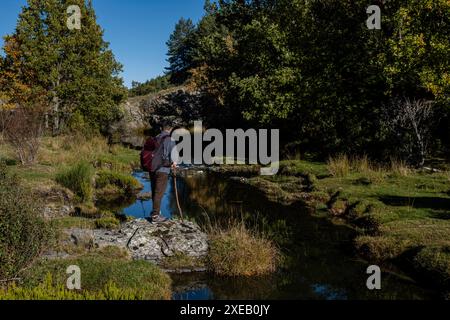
[108,170,437,300]
[119,171,177,220]
[173,286,214,301]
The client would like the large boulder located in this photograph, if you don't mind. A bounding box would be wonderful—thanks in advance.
[93,219,208,263]
[109,86,206,148]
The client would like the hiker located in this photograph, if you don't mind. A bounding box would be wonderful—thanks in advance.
[141,120,178,223]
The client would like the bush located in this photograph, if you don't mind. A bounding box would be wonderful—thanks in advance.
[208,224,279,276]
[56,161,94,202]
[95,170,141,195]
[0,158,17,166]
[2,106,44,165]
[0,163,52,280]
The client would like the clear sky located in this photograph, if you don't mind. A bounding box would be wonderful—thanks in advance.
[0,0,205,88]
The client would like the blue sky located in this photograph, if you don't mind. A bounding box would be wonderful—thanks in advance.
[0,0,205,88]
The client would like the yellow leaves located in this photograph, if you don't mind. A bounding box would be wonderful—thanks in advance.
[224,34,236,55]
[2,36,22,60]
[443,73,450,85]
[0,103,16,111]
[0,93,15,111]
[420,69,450,99]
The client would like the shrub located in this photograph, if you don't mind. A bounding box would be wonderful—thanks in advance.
[208,224,279,276]
[95,170,141,195]
[0,158,17,166]
[0,163,52,280]
[2,106,44,165]
[56,161,94,202]
[327,154,350,177]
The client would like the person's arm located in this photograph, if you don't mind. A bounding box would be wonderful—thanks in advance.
[169,139,179,168]
[162,136,177,167]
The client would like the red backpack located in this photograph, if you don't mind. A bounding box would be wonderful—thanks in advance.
[140,135,170,172]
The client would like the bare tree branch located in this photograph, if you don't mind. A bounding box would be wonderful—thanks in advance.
[2,106,44,165]
[383,97,434,167]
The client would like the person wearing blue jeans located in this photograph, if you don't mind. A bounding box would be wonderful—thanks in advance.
[150,120,177,223]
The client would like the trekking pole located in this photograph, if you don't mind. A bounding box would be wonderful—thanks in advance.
[173,167,184,222]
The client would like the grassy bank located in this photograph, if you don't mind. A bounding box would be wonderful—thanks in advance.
[1,248,172,300]
[0,136,176,300]
[0,135,139,189]
[224,158,450,292]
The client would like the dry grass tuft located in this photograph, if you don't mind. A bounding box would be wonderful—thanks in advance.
[327,154,351,177]
[208,222,279,277]
[390,159,412,177]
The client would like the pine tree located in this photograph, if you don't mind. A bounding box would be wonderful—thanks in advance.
[166,18,196,84]
[1,0,127,134]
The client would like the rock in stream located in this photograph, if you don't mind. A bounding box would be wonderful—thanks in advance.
[93,219,208,264]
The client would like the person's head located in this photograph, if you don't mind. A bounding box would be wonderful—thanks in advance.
[161,119,174,133]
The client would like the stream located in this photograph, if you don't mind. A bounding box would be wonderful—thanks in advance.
[105,169,438,300]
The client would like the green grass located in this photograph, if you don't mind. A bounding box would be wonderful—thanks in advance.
[100,146,140,170]
[95,217,121,230]
[0,275,152,300]
[160,252,205,271]
[56,161,95,202]
[414,246,450,289]
[8,165,56,187]
[278,160,329,177]
[0,136,139,190]
[247,159,450,289]
[51,216,97,230]
[95,170,142,195]
[14,252,172,300]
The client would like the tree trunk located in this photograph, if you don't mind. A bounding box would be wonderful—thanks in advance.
[52,94,60,136]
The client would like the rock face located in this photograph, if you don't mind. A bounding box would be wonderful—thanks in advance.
[93,219,208,263]
[38,185,75,219]
[109,86,206,148]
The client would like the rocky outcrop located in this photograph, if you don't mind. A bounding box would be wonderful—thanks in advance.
[140,87,204,129]
[91,219,208,264]
[38,185,75,219]
[109,86,205,148]
[42,204,74,219]
[109,99,148,148]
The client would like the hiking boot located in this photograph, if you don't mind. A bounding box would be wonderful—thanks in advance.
[152,214,168,223]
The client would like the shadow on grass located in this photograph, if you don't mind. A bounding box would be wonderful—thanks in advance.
[379,195,450,211]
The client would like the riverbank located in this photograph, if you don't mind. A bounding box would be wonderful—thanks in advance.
[216,158,450,295]
[2,135,449,298]
[0,136,175,299]
[0,135,279,299]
